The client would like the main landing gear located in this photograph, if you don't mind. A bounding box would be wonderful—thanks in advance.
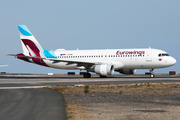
[149,69,155,78]
[83,73,91,78]
[100,75,107,78]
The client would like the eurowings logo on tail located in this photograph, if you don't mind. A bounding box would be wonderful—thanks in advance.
[18,25,41,57]
[17,25,48,66]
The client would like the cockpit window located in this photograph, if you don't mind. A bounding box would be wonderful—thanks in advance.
[158,53,169,57]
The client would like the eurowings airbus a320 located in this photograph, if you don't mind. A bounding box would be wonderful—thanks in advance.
[7,25,176,78]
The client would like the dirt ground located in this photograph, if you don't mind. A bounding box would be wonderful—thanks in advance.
[51,83,180,120]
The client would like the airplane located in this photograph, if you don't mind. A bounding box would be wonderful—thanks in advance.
[7,25,176,78]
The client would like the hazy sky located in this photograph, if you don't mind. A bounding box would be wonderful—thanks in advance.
[0,0,179,74]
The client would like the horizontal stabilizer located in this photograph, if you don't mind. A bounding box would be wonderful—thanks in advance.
[5,54,45,59]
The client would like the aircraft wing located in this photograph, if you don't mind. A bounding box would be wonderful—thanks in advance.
[48,58,99,64]
[6,54,101,67]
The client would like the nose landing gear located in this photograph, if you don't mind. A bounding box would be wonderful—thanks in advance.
[149,69,155,78]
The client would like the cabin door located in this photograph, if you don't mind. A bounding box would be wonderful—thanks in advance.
[146,50,152,62]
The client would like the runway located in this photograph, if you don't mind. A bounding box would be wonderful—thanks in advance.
[0,74,180,88]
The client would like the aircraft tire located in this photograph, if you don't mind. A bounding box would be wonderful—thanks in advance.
[100,75,107,78]
[150,74,155,78]
[83,73,91,78]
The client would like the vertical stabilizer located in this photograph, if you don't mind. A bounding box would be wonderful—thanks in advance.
[18,25,44,58]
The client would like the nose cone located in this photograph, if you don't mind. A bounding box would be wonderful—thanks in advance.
[170,57,176,66]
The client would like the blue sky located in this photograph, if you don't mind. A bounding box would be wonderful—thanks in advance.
[0,0,179,74]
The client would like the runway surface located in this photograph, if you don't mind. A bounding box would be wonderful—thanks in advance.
[0,74,180,88]
[0,89,67,120]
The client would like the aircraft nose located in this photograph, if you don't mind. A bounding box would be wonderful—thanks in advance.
[171,57,176,65]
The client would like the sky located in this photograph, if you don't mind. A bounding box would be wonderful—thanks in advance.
[0,0,179,74]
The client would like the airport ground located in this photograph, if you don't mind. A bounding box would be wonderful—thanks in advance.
[0,74,180,120]
[59,83,180,120]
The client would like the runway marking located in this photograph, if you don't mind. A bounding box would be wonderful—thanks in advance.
[28,83,41,84]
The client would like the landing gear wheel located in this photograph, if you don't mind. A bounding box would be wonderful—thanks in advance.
[150,74,155,78]
[83,73,91,78]
[100,75,107,78]
[149,69,155,78]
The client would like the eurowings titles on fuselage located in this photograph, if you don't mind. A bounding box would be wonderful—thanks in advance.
[6,25,176,78]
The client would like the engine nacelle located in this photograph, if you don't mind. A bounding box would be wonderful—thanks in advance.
[94,64,114,76]
[118,69,136,75]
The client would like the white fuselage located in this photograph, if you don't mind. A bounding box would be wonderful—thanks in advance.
[43,48,176,70]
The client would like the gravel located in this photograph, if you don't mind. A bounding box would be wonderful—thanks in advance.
[62,84,180,120]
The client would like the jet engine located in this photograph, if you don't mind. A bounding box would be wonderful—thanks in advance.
[118,69,136,75]
[94,64,114,76]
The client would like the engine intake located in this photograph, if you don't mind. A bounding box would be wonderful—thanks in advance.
[118,69,136,75]
[94,64,114,76]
